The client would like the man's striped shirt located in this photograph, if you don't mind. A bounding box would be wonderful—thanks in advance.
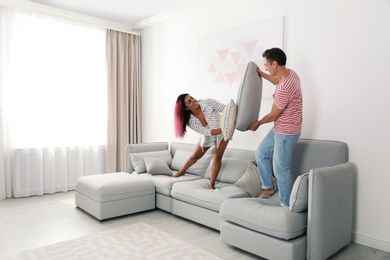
[273,69,303,135]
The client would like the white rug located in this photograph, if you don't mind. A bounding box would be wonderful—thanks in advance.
[7,222,222,260]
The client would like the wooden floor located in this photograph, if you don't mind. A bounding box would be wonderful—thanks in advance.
[0,191,389,259]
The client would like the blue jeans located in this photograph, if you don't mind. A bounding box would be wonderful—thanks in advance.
[255,128,300,207]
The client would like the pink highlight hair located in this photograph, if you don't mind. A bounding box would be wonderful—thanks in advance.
[174,94,190,138]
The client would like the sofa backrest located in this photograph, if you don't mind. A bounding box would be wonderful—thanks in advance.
[290,138,348,181]
[170,142,256,161]
[126,139,348,181]
[126,142,169,173]
[223,147,256,161]
[169,142,212,157]
[170,139,348,182]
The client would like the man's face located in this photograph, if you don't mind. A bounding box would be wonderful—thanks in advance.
[263,58,276,76]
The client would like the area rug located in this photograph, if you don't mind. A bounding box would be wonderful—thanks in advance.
[7,222,222,259]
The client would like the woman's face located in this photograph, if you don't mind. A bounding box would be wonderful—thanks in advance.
[184,95,199,111]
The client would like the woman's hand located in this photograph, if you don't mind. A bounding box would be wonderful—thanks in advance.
[211,128,222,136]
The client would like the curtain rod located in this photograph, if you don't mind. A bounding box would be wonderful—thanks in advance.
[0,0,140,36]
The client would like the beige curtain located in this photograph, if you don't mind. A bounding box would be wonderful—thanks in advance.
[106,30,142,172]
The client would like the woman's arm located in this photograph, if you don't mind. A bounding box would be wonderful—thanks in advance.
[210,128,222,135]
[188,117,222,136]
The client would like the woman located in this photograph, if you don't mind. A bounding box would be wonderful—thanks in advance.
[172,94,229,189]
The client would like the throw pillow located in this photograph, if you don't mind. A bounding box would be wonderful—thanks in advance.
[235,61,263,131]
[220,99,237,141]
[130,150,172,173]
[144,157,173,175]
[235,161,262,197]
[171,149,213,176]
[289,173,309,212]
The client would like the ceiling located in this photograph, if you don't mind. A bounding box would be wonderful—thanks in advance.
[29,0,221,30]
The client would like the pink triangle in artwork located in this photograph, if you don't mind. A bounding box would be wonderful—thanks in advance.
[217,49,230,62]
[214,71,225,83]
[230,51,241,64]
[243,40,258,57]
[225,72,238,87]
[209,63,216,73]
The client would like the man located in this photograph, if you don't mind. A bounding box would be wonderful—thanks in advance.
[248,48,303,207]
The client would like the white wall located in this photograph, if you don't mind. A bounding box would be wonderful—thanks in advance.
[141,0,390,252]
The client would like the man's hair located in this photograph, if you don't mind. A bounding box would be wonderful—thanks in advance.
[263,48,287,66]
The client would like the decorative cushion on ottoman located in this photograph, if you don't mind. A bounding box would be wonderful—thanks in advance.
[75,172,155,220]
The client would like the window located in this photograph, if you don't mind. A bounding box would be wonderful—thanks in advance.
[3,10,107,148]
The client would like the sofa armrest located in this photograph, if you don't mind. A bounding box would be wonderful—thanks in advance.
[125,142,169,173]
[307,162,356,260]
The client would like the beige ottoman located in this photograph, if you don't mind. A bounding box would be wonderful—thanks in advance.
[75,172,155,220]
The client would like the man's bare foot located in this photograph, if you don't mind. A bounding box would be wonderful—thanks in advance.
[171,172,185,178]
[257,188,276,198]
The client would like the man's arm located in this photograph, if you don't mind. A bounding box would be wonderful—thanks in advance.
[257,68,278,85]
[248,104,283,131]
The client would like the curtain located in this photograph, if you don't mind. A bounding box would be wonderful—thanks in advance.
[106,30,142,172]
[0,7,107,200]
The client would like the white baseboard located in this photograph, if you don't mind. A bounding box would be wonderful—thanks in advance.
[352,232,390,253]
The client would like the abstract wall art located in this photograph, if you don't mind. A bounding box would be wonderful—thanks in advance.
[199,17,283,100]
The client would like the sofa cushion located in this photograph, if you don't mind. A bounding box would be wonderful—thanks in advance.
[170,149,213,176]
[220,99,237,141]
[75,172,155,203]
[289,173,309,212]
[235,61,263,131]
[130,150,172,173]
[137,172,202,196]
[205,157,250,184]
[235,161,261,197]
[220,197,307,240]
[171,179,250,212]
[144,157,173,176]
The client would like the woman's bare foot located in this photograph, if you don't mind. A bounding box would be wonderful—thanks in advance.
[257,188,276,198]
[171,172,185,178]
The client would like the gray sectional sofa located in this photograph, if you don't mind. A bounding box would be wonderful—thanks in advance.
[125,139,356,260]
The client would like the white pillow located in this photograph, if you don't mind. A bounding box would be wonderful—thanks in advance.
[220,99,237,141]
[130,150,172,173]
[235,161,262,197]
[144,157,173,175]
[289,173,309,212]
[171,150,213,176]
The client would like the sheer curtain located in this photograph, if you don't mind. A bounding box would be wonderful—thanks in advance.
[0,7,107,199]
[106,30,141,172]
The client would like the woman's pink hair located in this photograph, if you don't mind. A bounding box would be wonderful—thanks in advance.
[174,94,190,138]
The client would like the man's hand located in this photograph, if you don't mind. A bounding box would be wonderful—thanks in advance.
[248,121,260,131]
[256,67,263,77]
[256,67,278,85]
[248,105,284,131]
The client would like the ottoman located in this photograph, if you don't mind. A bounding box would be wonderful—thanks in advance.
[75,172,155,220]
